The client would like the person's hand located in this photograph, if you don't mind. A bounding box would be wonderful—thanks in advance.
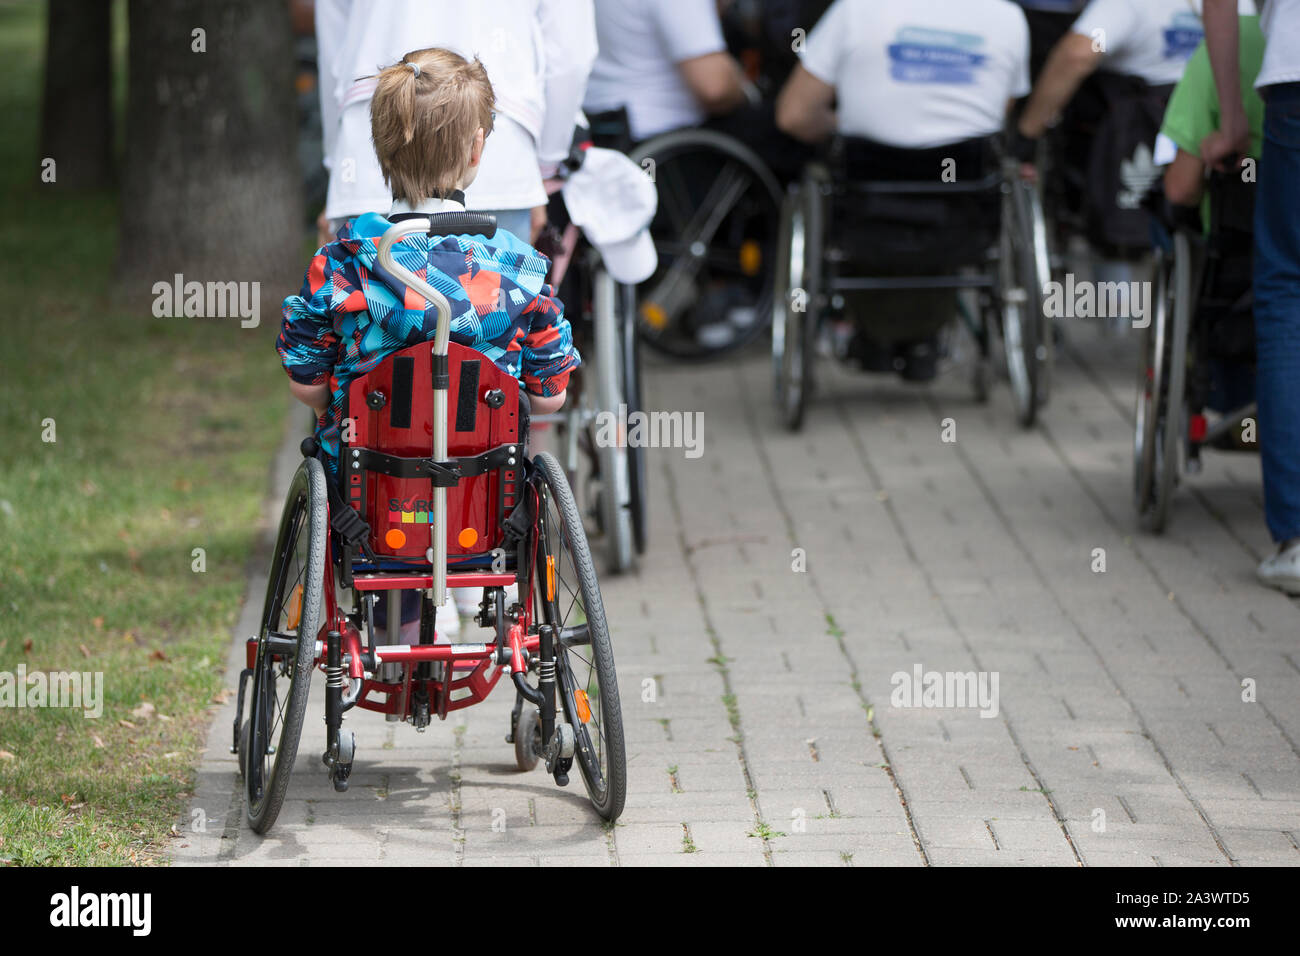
[1019,162,1039,185]
[315,211,333,248]
[529,204,548,244]
[1200,113,1250,172]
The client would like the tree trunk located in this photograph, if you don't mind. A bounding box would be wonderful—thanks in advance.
[118,0,303,295]
[40,0,114,189]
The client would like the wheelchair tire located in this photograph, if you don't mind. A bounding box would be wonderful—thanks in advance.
[1000,178,1050,428]
[1134,231,1191,533]
[592,268,635,573]
[628,129,783,361]
[514,705,542,772]
[773,181,822,431]
[243,457,327,834]
[620,282,648,556]
[531,452,627,821]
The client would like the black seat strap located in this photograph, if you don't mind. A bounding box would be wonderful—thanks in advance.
[346,443,519,486]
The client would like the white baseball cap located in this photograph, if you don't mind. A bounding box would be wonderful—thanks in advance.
[561,147,658,284]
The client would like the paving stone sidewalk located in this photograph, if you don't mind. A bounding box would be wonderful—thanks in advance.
[172,322,1300,866]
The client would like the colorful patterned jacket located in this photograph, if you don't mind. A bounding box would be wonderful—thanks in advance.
[278,212,580,471]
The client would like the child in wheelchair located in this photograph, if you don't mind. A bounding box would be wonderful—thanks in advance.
[277,47,581,639]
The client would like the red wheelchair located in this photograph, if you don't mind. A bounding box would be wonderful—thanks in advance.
[233,213,627,833]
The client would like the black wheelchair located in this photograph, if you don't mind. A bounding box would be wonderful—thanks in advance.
[590,109,786,361]
[1133,171,1258,533]
[772,135,1053,430]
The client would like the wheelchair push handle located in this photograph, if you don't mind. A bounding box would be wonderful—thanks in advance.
[374,213,498,357]
[374,214,500,605]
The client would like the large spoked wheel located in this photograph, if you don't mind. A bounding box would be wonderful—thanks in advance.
[531,452,627,821]
[619,282,648,556]
[773,178,822,431]
[241,457,327,834]
[999,175,1051,428]
[591,268,635,573]
[1134,231,1191,533]
[629,129,783,360]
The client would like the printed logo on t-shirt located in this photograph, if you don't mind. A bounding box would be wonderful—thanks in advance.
[1163,11,1205,61]
[888,27,989,85]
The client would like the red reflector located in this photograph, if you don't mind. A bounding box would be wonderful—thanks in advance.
[1189,414,1208,443]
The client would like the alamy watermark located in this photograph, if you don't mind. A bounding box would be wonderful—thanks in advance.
[152,273,260,328]
[0,666,104,718]
[593,403,703,459]
[1043,273,1151,328]
[890,664,1000,719]
[50,886,150,936]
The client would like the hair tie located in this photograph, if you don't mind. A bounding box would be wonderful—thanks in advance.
[406,61,421,77]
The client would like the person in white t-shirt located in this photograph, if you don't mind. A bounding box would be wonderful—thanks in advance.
[775,0,1031,149]
[582,0,748,143]
[773,0,1031,383]
[1014,0,1254,145]
[315,0,596,243]
[1200,0,1300,592]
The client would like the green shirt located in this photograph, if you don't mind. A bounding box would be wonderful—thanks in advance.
[1159,15,1266,229]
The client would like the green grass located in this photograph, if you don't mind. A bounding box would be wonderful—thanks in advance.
[0,0,291,865]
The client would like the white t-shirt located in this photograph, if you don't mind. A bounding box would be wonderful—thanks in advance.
[316,0,596,219]
[583,0,728,141]
[1258,0,1300,87]
[799,0,1031,149]
[1071,0,1205,86]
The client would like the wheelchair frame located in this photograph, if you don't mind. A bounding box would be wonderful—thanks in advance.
[234,215,627,833]
[1133,174,1258,533]
[772,144,1053,430]
[535,165,647,573]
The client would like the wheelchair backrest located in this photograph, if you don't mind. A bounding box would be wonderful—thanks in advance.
[340,341,523,562]
[827,135,1003,272]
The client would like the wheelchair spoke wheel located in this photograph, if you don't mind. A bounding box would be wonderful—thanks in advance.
[1134,232,1190,532]
[531,452,626,820]
[629,129,782,361]
[999,180,1048,428]
[242,457,326,834]
[591,269,635,573]
[774,182,821,430]
[620,282,648,556]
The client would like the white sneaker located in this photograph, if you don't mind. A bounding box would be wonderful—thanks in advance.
[389,592,460,643]
[452,587,481,618]
[437,591,460,639]
[1256,539,1300,594]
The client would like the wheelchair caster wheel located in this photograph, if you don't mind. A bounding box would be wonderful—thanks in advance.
[514,706,542,772]
[545,723,576,776]
[330,731,355,792]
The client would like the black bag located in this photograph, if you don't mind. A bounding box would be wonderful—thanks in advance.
[1084,74,1174,255]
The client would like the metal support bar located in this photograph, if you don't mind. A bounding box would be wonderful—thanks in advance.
[376,220,454,606]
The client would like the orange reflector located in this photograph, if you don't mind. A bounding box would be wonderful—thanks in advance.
[286,584,303,630]
[574,689,592,724]
[546,555,556,602]
[458,527,479,548]
[385,528,407,550]
[640,302,667,329]
[739,239,761,276]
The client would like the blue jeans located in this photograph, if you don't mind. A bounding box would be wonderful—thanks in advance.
[1255,83,1300,543]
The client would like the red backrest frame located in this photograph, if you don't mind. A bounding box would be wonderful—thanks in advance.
[341,342,522,561]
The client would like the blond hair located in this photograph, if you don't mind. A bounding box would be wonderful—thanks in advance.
[370,48,496,202]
